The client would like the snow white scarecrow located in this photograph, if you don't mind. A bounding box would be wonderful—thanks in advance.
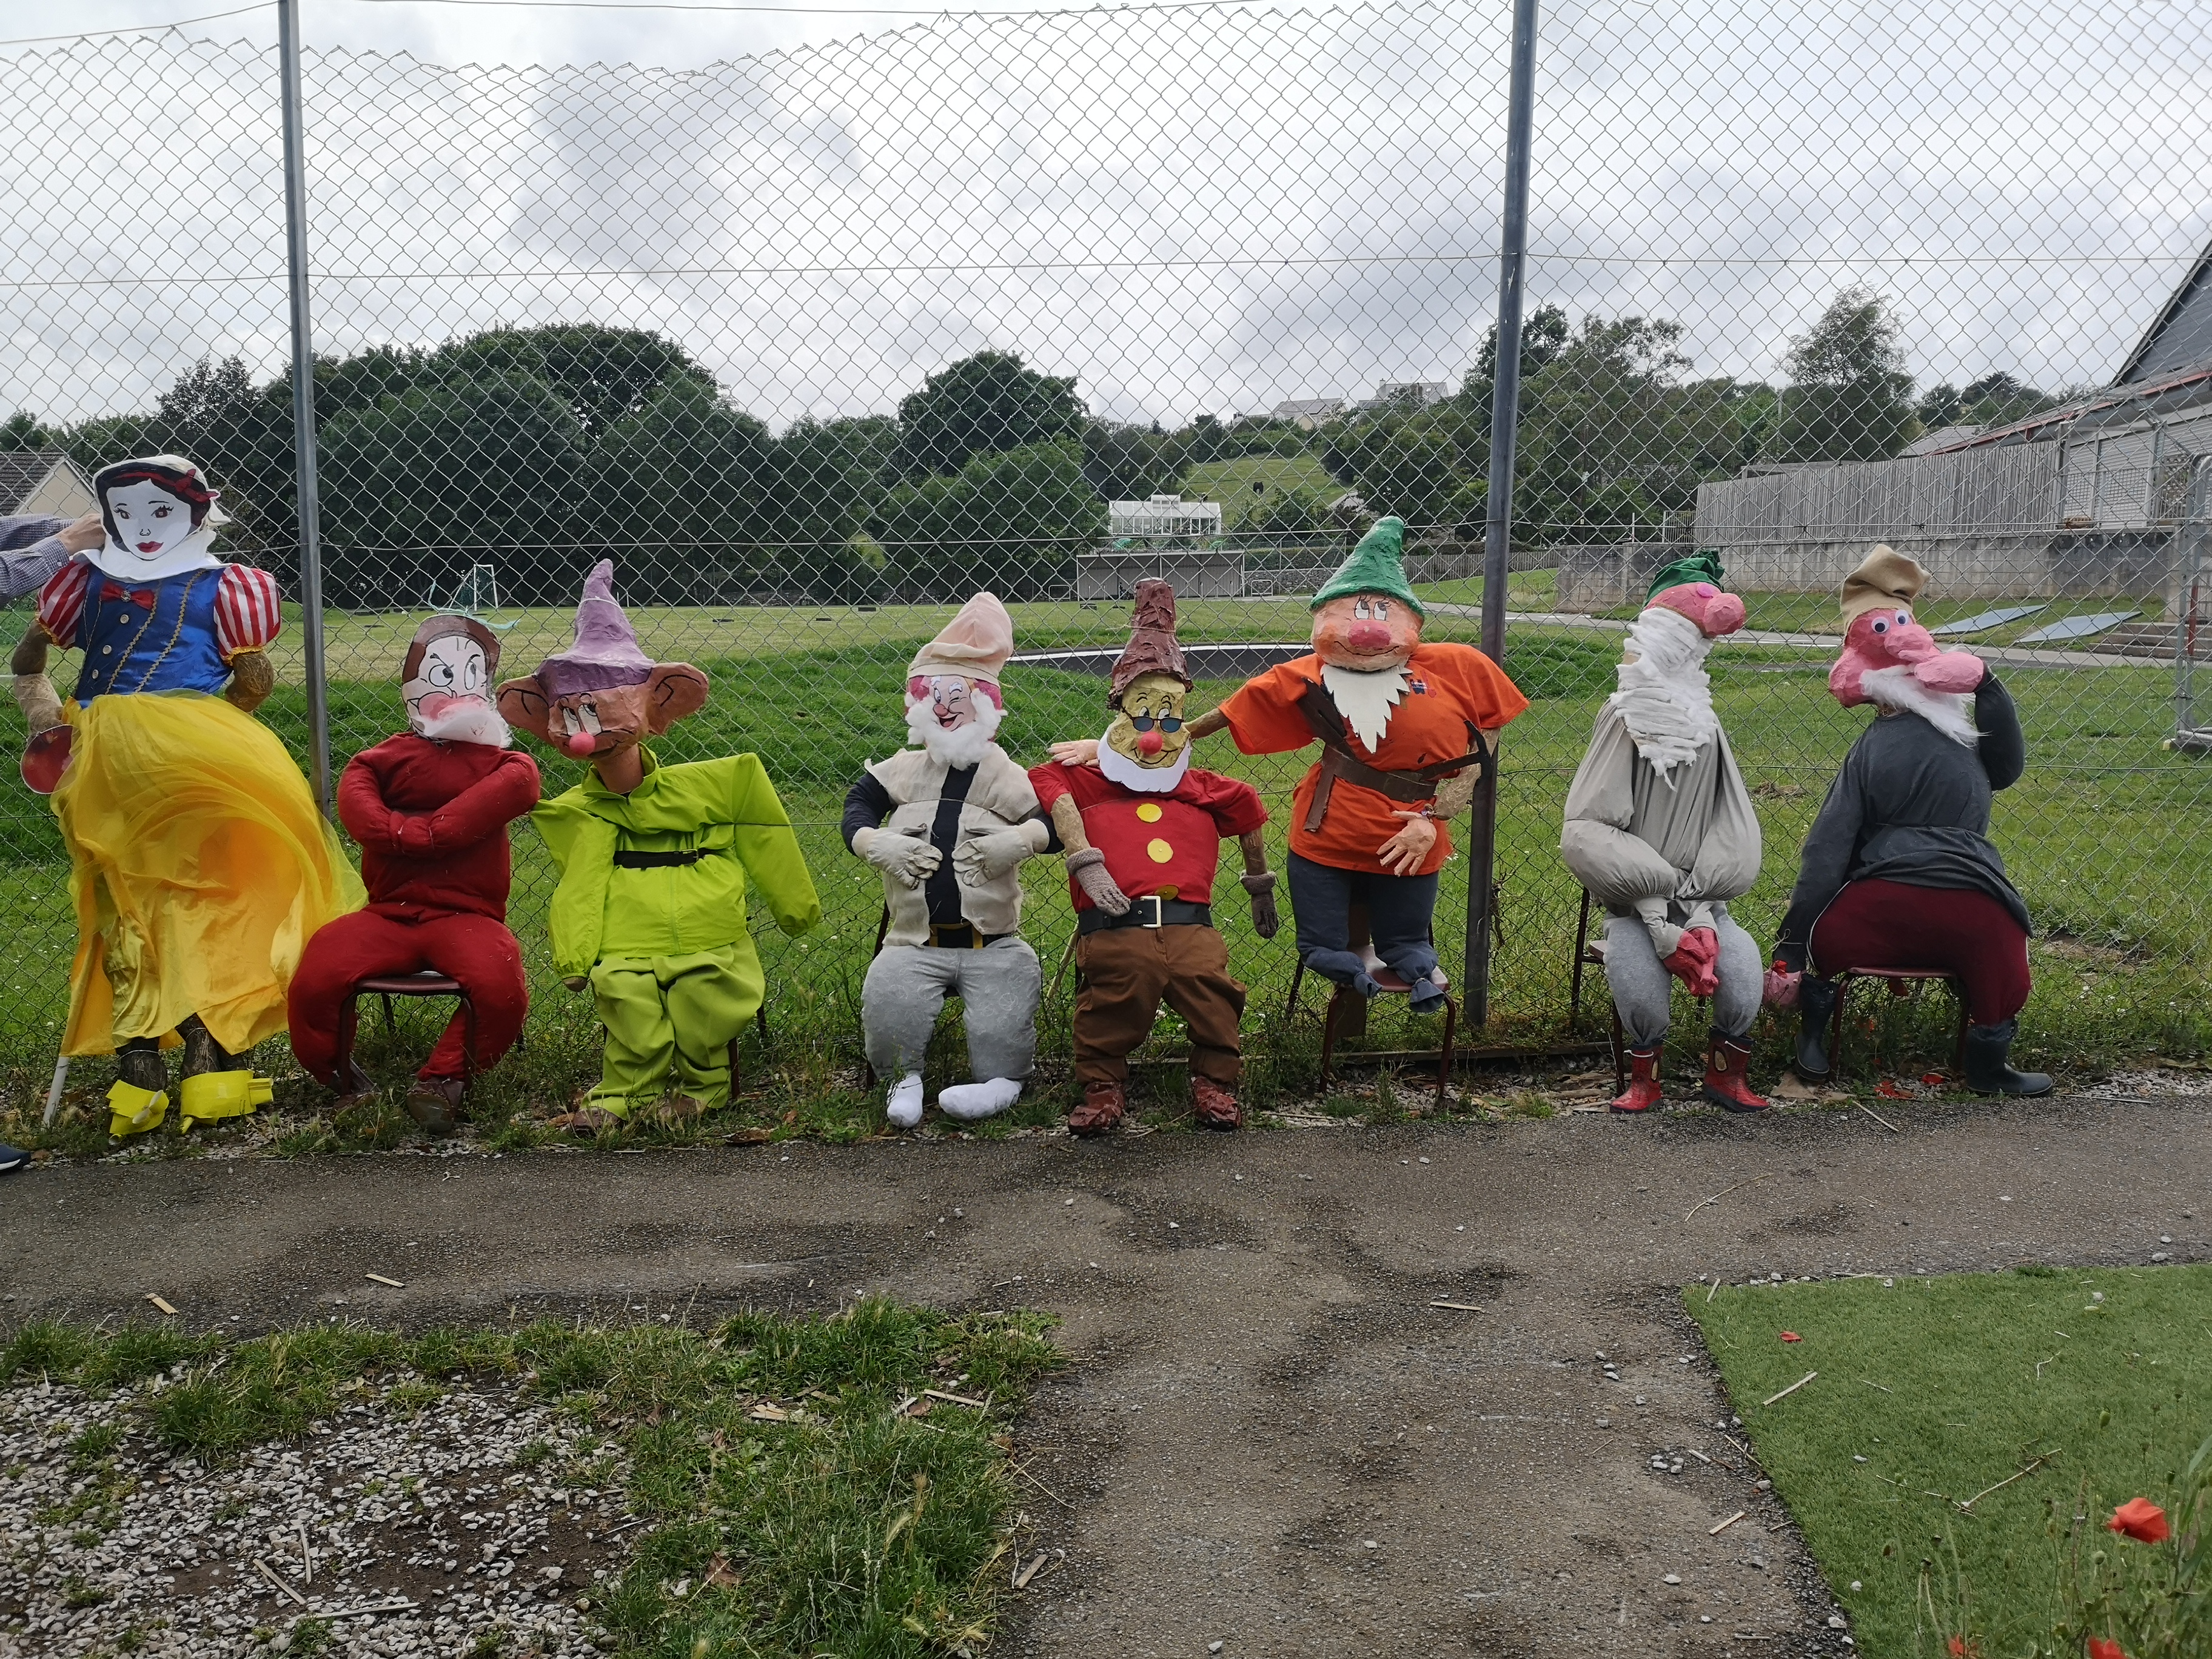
[1770,546,2047,1096]
[287,613,540,1134]
[1030,580,1276,1135]
[844,592,1052,1130]
[1560,551,1768,1113]
[10,454,361,1136]
[1208,517,1526,1007]
[498,560,821,1130]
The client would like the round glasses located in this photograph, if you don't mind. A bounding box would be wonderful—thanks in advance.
[1129,714,1182,734]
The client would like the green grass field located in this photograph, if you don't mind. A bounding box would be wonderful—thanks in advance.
[1177,456,1342,529]
[1689,1265,2212,1657]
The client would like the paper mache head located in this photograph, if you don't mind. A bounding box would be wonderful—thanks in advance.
[904,592,1011,768]
[1309,517,1425,672]
[1829,545,1985,711]
[92,454,229,580]
[403,614,509,747]
[1641,550,1744,638]
[1100,578,1194,793]
[495,560,709,760]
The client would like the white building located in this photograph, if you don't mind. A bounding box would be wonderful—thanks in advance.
[1108,494,1224,546]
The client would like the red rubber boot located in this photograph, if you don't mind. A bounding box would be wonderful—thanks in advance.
[1610,1044,1663,1114]
[1700,1031,1770,1113]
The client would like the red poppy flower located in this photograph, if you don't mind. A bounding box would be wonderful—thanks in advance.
[1948,1638,1980,1658]
[1876,1079,1912,1100]
[1780,1332,1803,1342]
[1920,1072,1946,1086]
[2108,1498,2170,1543]
[2088,1638,2126,1659]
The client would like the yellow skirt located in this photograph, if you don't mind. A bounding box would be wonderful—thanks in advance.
[53,692,364,1057]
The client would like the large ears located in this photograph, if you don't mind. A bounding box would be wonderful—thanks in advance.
[495,675,555,745]
[645,663,710,733]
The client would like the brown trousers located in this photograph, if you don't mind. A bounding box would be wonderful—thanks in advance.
[1073,923,1246,1085]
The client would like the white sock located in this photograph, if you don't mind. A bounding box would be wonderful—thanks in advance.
[937,1077,1023,1121]
[886,1072,925,1128]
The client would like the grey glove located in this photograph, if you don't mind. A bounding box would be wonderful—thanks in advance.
[1065,847,1130,916]
[1241,870,1279,940]
[854,826,942,890]
[953,822,1044,884]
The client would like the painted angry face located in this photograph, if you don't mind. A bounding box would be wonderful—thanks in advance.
[1105,672,1190,770]
[404,632,508,745]
[1312,592,1423,671]
[102,479,197,562]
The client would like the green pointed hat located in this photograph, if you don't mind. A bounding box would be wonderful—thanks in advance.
[1643,548,1728,606]
[1312,516,1424,618]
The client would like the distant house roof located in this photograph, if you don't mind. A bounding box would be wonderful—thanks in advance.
[1272,397,1346,421]
[0,451,95,517]
[2117,232,2212,385]
[1900,423,1983,456]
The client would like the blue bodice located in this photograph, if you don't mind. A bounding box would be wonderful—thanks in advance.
[73,568,230,702]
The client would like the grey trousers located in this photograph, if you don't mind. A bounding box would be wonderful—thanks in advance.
[862,938,1041,1082]
[1602,909,1760,1047]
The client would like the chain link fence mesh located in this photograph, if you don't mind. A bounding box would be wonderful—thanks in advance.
[2,0,2210,1105]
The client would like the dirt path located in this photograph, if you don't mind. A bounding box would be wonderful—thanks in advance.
[5,1090,2207,1656]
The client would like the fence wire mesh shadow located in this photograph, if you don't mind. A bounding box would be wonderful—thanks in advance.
[2,0,2211,1114]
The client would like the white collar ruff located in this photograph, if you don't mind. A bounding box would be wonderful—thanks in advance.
[1608,607,1718,781]
[1097,728,1191,793]
[1320,662,1412,752]
[83,525,223,585]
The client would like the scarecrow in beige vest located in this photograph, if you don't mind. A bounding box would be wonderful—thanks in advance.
[843,594,1053,1129]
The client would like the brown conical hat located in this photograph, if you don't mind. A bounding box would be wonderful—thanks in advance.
[1839,545,1928,625]
[1108,578,1190,705]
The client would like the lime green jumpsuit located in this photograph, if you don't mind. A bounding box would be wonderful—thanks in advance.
[534,749,821,1114]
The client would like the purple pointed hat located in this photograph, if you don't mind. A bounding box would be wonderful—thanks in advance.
[537,560,655,699]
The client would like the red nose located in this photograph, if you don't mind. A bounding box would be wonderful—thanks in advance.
[1346,622,1393,652]
[563,732,597,757]
[1703,593,1746,637]
[1137,729,1164,756]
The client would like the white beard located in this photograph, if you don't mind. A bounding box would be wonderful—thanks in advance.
[85,521,224,584]
[411,697,511,748]
[1609,608,1718,781]
[907,693,1002,769]
[1860,665,1980,746]
[1097,727,1192,793]
[1320,662,1411,752]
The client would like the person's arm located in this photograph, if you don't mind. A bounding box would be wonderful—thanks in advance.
[213,565,283,714]
[402,749,541,854]
[725,754,822,936]
[842,772,894,851]
[336,752,403,850]
[1558,714,1684,910]
[1772,751,1870,970]
[1045,790,1131,915]
[1677,728,1763,904]
[0,514,99,605]
[1974,672,2025,791]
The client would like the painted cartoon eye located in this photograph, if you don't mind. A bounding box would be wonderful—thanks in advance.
[560,702,604,737]
[1374,601,1390,620]
[1353,599,1371,620]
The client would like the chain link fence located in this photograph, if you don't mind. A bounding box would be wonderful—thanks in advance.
[2,0,2210,1102]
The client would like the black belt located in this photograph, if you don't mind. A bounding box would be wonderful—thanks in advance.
[613,849,720,868]
[924,921,1014,950]
[1078,896,1213,935]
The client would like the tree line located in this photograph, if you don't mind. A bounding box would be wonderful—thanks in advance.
[0,287,2060,606]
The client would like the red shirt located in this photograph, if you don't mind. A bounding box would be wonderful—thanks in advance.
[1218,641,1528,876]
[339,734,541,921]
[1028,763,1267,911]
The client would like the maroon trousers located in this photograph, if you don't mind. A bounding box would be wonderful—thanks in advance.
[289,910,528,1083]
[1809,878,2030,1025]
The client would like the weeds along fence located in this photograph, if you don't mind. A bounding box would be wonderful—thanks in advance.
[2,0,2212,1096]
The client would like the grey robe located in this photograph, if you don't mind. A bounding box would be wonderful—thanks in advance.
[1560,705,1763,956]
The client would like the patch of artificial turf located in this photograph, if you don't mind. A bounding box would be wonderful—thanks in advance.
[1687,1264,2212,1657]
[2,1299,1060,1658]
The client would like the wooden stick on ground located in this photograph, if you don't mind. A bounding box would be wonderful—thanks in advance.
[1859,1104,1900,1134]
[1686,1173,1775,1224]
[1709,1510,1747,1535]
[1958,1455,2050,1511]
[1761,1371,1817,1407]
[253,1557,307,1607]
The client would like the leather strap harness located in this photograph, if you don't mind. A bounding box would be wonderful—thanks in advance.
[1295,679,1493,834]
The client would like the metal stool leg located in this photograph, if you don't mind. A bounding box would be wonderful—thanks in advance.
[335,992,361,1086]
[1570,888,1592,1029]
[1435,995,1458,1111]
[1285,957,1306,1020]
[1609,1003,1626,1095]
[1830,974,1852,1080]
[1319,987,1347,1094]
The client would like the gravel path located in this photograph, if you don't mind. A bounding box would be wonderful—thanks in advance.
[1,1369,628,1657]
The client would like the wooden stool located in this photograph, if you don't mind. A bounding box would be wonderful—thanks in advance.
[1828,967,1969,1079]
[1286,903,1459,1111]
[335,971,480,1085]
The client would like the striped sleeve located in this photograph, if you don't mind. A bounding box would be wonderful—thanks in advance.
[35,559,92,649]
[213,563,283,658]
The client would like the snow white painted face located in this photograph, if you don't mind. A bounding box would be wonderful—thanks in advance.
[1105,671,1190,770]
[1311,592,1423,672]
[102,479,197,562]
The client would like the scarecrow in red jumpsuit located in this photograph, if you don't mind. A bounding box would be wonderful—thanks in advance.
[288,614,540,1133]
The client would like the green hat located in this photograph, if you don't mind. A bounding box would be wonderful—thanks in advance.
[1643,548,1727,606]
[1312,516,1424,618]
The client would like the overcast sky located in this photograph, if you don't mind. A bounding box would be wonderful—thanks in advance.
[5,0,2210,430]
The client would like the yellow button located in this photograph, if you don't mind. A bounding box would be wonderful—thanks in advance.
[1135,802,1163,822]
[1146,838,1174,863]
[1156,883,1179,901]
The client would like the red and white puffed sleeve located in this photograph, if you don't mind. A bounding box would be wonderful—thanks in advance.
[35,558,92,649]
[213,564,282,660]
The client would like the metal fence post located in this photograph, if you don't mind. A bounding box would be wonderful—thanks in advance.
[277,0,332,815]
[1465,0,1540,1028]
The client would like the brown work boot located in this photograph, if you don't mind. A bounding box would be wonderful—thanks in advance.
[1191,1074,1242,1131]
[1068,1081,1125,1138]
[333,1059,378,1112]
[404,1075,468,1137]
[178,1014,230,1079]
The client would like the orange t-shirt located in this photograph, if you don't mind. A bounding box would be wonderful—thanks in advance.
[1218,641,1529,876]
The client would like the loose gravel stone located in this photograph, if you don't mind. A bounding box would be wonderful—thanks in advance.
[1,1371,631,1657]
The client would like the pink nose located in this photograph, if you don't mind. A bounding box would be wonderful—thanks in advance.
[1137,729,1164,756]
[1888,623,1937,663]
[563,732,597,757]
[1346,622,1393,652]
[1703,593,1746,637]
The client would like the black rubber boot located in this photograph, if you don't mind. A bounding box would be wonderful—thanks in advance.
[1962,1019,2053,1097]
[1792,975,1838,1082]
[117,1038,167,1095]
[178,1014,231,1079]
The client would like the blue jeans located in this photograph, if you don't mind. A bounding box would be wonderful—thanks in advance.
[1287,851,1441,993]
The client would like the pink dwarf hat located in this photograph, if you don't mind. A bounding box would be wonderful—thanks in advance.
[537,559,655,699]
[908,591,1015,685]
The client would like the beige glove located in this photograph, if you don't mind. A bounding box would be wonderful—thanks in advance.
[853,826,942,890]
[953,819,1049,883]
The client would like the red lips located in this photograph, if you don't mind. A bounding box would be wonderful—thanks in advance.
[135,541,162,553]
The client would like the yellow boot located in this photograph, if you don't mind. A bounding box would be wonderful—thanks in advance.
[178,1070,273,1130]
[106,1080,169,1138]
